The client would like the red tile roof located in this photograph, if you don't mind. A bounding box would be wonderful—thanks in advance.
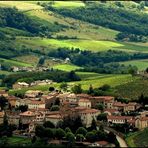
[107,115,134,120]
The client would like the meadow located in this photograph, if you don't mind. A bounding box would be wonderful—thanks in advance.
[0,58,32,67]
[120,59,148,71]
[53,64,82,72]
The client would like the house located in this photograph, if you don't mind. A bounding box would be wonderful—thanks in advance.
[7,96,18,108]
[104,109,120,116]
[113,102,126,111]
[45,114,63,126]
[20,111,36,125]
[89,96,114,109]
[107,115,135,126]
[25,90,43,98]
[78,98,91,108]
[15,98,32,107]
[123,102,141,112]
[135,116,148,129]
[0,90,8,97]
[28,100,45,110]
[78,108,100,127]
[30,80,53,86]
[13,82,29,90]
[8,114,20,126]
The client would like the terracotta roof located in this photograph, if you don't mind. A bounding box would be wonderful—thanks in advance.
[79,109,99,114]
[125,102,137,106]
[20,111,35,116]
[0,90,7,94]
[78,98,91,103]
[90,96,114,102]
[107,115,133,120]
[29,100,45,104]
[97,141,109,146]
[76,94,91,98]
[0,111,4,117]
[46,114,62,119]
[104,109,118,113]
[113,102,126,107]
[138,117,148,121]
[29,108,49,111]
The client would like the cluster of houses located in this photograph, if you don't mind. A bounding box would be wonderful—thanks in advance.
[13,80,53,90]
[11,66,50,72]
[0,89,148,135]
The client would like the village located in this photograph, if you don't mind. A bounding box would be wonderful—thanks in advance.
[0,86,148,147]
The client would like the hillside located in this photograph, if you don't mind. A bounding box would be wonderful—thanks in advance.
[0,1,147,98]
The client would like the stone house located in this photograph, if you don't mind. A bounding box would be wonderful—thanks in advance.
[13,82,29,90]
[0,90,8,97]
[78,98,91,108]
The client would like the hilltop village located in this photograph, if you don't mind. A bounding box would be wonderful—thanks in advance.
[0,87,148,147]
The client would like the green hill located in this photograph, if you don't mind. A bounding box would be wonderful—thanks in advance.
[0,1,147,96]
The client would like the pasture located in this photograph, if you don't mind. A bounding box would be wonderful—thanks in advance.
[0,1,43,11]
[120,59,148,70]
[0,58,32,67]
[53,64,82,72]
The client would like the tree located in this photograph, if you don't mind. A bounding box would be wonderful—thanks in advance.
[66,132,75,147]
[18,105,28,112]
[88,84,94,94]
[35,125,45,138]
[31,136,37,144]
[43,121,55,128]
[54,98,60,106]
[99,84,111,91]
[76,127,87,136]
[76,134,85,142]
[71,84,82,94]
[44,128,54,139]
[50,105,60,111]
[0,96,8,110]
[65,127,71,133]
[97,113,107,121]
[138,1,145,10]
[95,103,104,111]
[86,131,96,143]
[55,128,66,140]
[90,118,97,130]
[49,86,55,92]
[60,82,68,91]
[146,67,148,73]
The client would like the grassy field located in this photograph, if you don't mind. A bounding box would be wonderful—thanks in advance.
[0,1,43,11]
[15,37,148,53]
[52,1,85,9]
[115,78,148,100]
[120,59,148,71]
[126,128,148,147]
[6,136,31,146]
[0,58,32,67]
[53,64,82,72]
[15,37,124,52]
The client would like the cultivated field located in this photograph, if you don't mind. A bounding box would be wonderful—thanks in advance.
[126,128,148,147]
